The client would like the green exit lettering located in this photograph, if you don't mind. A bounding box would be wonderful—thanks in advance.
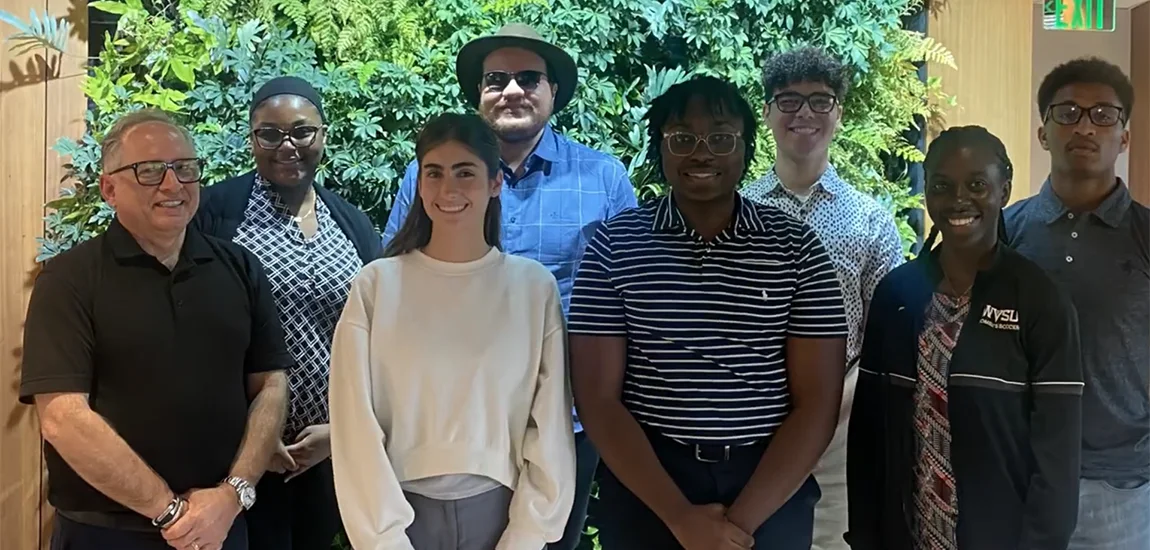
[1043,0,1117,32]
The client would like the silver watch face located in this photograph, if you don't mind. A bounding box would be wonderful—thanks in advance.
[239,485,256,509]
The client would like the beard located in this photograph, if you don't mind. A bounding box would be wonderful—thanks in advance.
[482,104,549,143]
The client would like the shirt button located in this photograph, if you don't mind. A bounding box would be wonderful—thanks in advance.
[1066,255,1074,263]
[1068,213,1075,219]
[1071,232,1079,239]
[510,217,517,223]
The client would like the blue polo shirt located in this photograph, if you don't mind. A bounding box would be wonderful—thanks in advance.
[382,124,638,316]
[568,195,849,445]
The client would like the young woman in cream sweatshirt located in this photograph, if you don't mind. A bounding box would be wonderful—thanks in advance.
[328,113,576,550]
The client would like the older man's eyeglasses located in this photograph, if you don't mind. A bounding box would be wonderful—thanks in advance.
[108,159,203,186]
[482,70,548,92]
[664,132,743,157]
[252,126,323,150]
[768,92,838,114]
[1045,102,1126,127]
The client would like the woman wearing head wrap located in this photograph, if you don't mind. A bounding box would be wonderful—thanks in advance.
[194,75,380,549]
[845,126,1084,549]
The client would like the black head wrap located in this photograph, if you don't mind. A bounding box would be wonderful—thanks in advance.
[250,76,326,123]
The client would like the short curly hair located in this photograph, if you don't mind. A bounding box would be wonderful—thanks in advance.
[1037,57,1134,122]
[760,46,850,100]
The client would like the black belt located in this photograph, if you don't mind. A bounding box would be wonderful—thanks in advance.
[645,426,768,464]
[57,509,157,532]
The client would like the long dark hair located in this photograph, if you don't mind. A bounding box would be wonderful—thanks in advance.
[922,125,1014,251]
[382,113,502,258]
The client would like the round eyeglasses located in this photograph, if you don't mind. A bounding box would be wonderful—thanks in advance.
[664,132,743,157]
[108,158,203,186]
[768,92,838,114]
[1045,102,1125,127]
[252,126,324,150]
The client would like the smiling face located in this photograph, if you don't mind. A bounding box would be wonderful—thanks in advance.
[926,145,1012,250]
[661,94,747,204]
[1039,82,1129,178]
[477,47,556,143]
[250,95,326,187]
[100,121,201,239]
[766,80,841,160]
[418,140,502,235]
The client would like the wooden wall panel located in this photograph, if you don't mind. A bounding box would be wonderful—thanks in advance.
[0,0,86,546]
[928,0,1034,205]
[1131,3,1149,205]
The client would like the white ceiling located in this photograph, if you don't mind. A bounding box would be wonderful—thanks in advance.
[1033,0,1149,7]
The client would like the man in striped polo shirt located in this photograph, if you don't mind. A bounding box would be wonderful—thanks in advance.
[569,76,849,550]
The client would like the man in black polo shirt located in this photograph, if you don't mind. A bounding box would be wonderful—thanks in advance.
[569,76,848,549]
[20,109,291,550]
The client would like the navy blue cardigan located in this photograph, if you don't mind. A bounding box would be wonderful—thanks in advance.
[192,171,381,265]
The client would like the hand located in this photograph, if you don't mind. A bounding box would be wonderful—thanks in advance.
[284,423,330,481]
[161,486,240,550]
[268,440,297,475]
[667,503,755,550]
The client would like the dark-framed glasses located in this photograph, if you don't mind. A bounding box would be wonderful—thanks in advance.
[252,125,323,150]
[1045,102,1125,127]
[769,92,838,114]
[108,158,203,186]
[664,131,742,157]
[482,70,548,92]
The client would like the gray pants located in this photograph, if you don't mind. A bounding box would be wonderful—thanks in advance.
[406,487,514,550]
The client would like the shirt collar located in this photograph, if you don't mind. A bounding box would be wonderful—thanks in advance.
[1036,177,1132,227]
[107,217,215,263]
[753,164,845,198]
[501,124,559,176]
[651,193,767,236]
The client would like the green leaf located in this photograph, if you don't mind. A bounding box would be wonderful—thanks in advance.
[88,1,130,15]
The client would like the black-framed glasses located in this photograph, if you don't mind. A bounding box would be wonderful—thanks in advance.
[252,126,324,150]
[108,158,203,186]
[1045,102,1126,127]
[664,131,743,157]
[768,92,838,114]
[482,70,548,92]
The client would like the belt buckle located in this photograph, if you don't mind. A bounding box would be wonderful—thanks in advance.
[694,444,731,463]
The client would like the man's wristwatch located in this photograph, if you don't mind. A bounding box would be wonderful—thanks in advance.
[224,476,256,510]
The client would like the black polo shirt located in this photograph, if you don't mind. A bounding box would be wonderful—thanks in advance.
[568,195,848,446]
[20,218,292,530]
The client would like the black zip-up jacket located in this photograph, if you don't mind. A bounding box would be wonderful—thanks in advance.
[845,244,1083,550]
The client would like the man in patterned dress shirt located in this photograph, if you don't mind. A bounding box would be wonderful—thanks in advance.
[382,23,638,550]
[741,47,905,550]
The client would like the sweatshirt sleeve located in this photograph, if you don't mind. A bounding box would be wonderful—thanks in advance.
[497,282,577,550]
[1020,281,1083,550]
[329,269,416,550]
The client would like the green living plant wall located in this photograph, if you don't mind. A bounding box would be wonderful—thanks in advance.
[38,0,953,262]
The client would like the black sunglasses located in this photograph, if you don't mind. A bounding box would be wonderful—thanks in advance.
[768,92,838,114]
[1045,102,1126,127]
[252,126,324,150]
[108,158,204,186]
[482,70,549,92]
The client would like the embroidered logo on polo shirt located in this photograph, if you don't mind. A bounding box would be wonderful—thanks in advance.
[980,304,1020,331]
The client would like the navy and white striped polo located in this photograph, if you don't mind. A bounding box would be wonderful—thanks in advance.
[568,194,848,445]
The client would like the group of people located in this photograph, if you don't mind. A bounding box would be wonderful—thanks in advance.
[17,20,1146,550]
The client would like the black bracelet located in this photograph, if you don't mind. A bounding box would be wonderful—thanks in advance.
[152,496,185,529]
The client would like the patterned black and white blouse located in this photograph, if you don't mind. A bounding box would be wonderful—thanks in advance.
[233,174,363,441]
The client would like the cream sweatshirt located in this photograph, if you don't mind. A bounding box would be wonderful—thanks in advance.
[329,247,576,550]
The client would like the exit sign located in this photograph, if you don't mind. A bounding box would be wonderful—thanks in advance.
[1043,0,1118,31]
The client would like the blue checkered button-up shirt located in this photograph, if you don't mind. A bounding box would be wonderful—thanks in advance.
[383,125,639,316]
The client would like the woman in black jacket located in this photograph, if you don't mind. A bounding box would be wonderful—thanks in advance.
[193,76,380,550]
[845,126,1083,550]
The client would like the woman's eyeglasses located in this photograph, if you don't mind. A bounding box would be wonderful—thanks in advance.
[1045,102,1125,127]
[482,70,548,92]
[768,92,838,114]
[664,132,743,157]
[108,159,203,186]
[252,126,323,150]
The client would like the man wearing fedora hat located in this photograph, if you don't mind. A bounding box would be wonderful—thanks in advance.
[382,22,638,550]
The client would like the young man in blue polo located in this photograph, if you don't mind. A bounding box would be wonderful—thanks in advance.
[568,76,848,549]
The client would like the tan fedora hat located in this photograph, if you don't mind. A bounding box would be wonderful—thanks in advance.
[455,23,578,113]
